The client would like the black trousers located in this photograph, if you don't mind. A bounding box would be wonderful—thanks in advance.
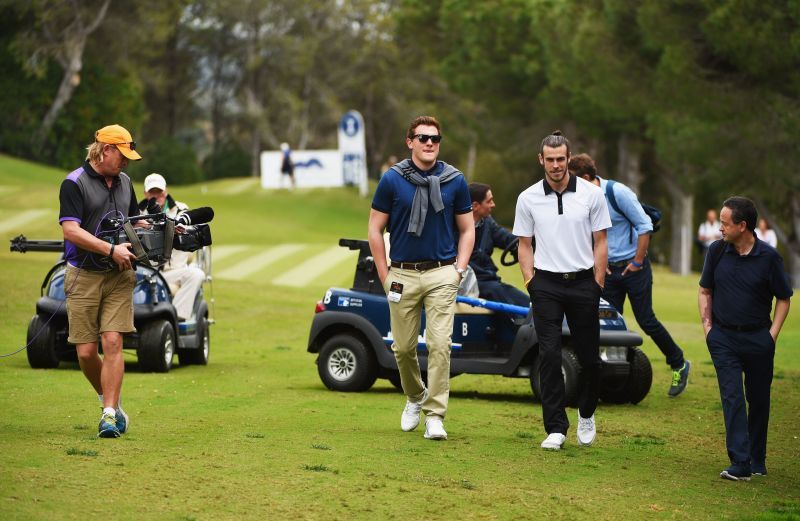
[603,258,685,369]
[529,274,602,434]
[706,326,774,467]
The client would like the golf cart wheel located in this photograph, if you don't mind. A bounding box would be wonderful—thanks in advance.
[625,346,652,404]
[318,334,377,392]
[26,314,59,369]
[179,306,210,366]
[530,349,580,407]
[600,346,653,404]
[388,372,403,391]
[137,319,176,373]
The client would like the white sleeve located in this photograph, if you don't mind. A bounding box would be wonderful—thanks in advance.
[590,188,612,232]
[512,191,534,237]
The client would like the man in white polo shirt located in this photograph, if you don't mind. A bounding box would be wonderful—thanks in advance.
[513,130,611,450]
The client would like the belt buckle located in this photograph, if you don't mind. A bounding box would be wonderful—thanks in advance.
[562,273,570,280]
[415,262,423,272]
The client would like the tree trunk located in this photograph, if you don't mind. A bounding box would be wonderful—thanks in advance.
[662,170,693,275]
[617,134,643,193]
[32,41,85,151]
[465,138,477,181]
[32,0,111,152]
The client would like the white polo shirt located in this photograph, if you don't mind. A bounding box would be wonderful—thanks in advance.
[513,174,611,272]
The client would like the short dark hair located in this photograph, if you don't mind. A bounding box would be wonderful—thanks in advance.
[722,196,757,232]
[407,116,441,140]
[568,153,596,180]
[469,182,491,204]
[540,129,570,155]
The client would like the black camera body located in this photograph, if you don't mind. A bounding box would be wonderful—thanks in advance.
[100,209,213,268]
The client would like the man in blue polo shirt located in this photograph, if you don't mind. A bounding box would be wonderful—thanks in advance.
[569,153,690,397]
[368,116,474,441]
[699,196,792,481]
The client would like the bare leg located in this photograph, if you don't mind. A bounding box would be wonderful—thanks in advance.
[99,332,125,409]
[76,342,103,396]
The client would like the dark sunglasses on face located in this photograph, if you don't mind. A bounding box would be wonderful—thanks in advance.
[414,134,442,144]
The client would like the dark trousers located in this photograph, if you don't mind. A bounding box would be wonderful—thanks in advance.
[478,279,530,308]
[706,326,774,467]
[529,274,602,434]
[603,258,685,369]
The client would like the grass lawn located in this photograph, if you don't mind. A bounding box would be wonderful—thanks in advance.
[0,153,798,520]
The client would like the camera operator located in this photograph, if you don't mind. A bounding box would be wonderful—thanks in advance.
[59,124,142,439]
[139,173,206,322]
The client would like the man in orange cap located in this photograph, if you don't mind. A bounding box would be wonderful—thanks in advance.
[59,124,143,438]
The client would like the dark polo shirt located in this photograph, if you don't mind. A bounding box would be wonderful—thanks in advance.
[59,161,138,270]
[699,238,793,328]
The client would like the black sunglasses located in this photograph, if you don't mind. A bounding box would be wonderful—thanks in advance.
[414,134,442,144]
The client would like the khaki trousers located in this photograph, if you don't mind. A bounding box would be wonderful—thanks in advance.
[384,264,460,418]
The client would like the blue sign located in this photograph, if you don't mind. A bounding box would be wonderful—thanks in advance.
[340,113,360,137]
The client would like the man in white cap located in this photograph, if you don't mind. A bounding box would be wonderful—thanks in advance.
[59,124,142,438]
[140,173,206,322]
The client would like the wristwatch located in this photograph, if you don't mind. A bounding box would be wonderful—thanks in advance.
[455,266,466,277]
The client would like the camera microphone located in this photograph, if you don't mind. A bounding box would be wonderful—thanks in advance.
[176,207,214,226]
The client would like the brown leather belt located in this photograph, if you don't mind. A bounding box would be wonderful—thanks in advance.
[390,258,456,271]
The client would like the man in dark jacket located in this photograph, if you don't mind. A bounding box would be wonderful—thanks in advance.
[468,183,529,307]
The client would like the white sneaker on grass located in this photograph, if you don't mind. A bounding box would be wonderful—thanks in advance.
[423,416,447,440]
[540,433,566,450]
[400,389,428,432]
[577,414,596,446]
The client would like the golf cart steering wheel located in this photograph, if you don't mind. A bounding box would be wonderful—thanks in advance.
[500,238,520,266]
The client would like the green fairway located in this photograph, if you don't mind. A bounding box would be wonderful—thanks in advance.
[0,153,798,520]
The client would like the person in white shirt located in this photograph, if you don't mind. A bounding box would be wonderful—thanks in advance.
[513,130,611,451]
[755,218,778,248]
[697,209,722,257]
[139,173,206,321]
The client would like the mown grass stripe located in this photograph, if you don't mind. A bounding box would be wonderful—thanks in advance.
[216,244,305,281]
[271,245,356,287]
[210,245,249,264]
[0,209,51,235]
[220,178,260,195]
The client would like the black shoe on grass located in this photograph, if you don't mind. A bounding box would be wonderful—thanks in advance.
[668,360,691,397]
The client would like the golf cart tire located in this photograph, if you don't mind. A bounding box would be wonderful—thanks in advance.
[318,334,377,392]
[179,305,210,366]
[137,319,176,373]
[600,346,653,404]
[388,372,403,391]
[530,349,580,407]
[26,314,59,369]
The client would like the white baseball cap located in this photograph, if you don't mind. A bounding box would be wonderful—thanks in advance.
[144,173,167,192]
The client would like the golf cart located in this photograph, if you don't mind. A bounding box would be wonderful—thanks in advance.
[307,238,653,405]
[10,234,212,372]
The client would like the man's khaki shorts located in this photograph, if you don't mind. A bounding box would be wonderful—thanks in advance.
[64,265,136,344]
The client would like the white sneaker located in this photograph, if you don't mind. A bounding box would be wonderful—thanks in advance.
[540,433,566,450]
[577,414,596,446]
[400,389,428,432]
[423,416,447,440]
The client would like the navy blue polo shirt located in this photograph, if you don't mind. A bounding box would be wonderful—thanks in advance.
[699,238,793,327]
[372,161,471,262]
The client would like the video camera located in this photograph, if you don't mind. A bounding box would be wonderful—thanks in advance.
[99,207,214,268]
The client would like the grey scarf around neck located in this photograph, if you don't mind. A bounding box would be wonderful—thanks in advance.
[390,159,463,237]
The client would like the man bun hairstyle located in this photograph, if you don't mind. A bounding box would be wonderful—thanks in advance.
[723,196,757,233]
[407,116,441,140]
[540,129,571,154]
[568,153,597,180]
[469,182,492,204]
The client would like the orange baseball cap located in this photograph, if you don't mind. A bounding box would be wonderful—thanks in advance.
[95,124,142,161]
